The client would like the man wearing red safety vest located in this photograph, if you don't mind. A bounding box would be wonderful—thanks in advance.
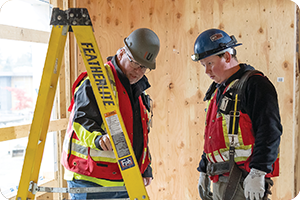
[191,29,282,200]
[61,28,160,199]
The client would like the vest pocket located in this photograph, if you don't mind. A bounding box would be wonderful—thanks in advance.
[87,153,122,180]
[96,163,108,167]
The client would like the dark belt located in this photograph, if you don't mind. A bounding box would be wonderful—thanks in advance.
[206,161,230,176]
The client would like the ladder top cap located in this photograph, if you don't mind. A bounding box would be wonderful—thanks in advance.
[50,8,92,26]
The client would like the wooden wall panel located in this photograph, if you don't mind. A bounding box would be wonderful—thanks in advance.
[75,0,297,199]
[294,6,300,198]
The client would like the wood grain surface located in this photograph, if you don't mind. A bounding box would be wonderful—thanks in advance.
[75,0,297,199]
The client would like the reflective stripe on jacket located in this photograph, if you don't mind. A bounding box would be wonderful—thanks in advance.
[61,61,151,186]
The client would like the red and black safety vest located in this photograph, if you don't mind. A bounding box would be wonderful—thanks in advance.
[204,80,279,182]
[61,61,151,185]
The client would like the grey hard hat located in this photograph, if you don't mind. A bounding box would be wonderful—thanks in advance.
[124,28,160,70]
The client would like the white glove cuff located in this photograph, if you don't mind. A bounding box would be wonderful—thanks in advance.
[200,172,207,177]
[250,168,267,176]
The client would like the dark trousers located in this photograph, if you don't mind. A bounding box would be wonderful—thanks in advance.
[67,179,129,199]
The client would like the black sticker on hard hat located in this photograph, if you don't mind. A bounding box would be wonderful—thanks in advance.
[210,33,224,42]
[144,52,153,61]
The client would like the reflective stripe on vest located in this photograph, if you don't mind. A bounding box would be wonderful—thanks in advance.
[72,171,125,187]
[69,137,117,163]
[206,147,252,163]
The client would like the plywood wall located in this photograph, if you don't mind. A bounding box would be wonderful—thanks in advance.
[75,0,297,199]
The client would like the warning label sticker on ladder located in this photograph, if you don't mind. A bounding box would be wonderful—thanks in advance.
[105,111,130,158]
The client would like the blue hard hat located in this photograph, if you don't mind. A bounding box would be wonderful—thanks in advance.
[191,28,242,61]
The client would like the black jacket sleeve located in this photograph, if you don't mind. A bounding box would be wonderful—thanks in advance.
[197,152,208,173]
[242,75,282,173]
[73,78,106,149]
[142,165,153,178]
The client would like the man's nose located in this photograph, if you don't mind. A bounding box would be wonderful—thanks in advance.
[205,66,210,74]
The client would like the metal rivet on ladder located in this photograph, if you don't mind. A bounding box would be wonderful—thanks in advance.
[57,15,61,20]
[142,195,146,199]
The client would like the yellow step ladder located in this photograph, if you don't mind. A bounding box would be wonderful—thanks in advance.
[16,7,149,200]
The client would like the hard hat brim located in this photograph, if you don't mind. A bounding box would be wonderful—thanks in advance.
[192,43,242,61]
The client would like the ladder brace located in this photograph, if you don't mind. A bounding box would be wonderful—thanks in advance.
[28,181,127,195]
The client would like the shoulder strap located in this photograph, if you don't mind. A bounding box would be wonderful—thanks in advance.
[226,70,264,200]
[233,70,263,95]
[228,70,263,134]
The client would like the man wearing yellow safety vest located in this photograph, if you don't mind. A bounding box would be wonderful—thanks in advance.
[61,28,160,199]
[191,29,282,200]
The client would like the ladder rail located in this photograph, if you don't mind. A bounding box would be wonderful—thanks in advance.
[72,25,149,200]
[16,25,69,200]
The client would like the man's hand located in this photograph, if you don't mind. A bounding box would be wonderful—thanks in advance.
[143,177,152,186]
[198,172,207,191]
[198,172,213,200]
[244,168,266,200]
[99,134,113,151]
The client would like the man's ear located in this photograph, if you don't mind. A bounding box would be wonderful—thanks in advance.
[118,48,125,60]
[224,51,232,63]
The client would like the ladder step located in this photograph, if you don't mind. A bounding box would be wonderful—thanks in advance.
[32,185,126,194]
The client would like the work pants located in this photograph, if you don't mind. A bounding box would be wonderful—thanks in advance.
[67,179,129,199]
[212,180,246,200]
